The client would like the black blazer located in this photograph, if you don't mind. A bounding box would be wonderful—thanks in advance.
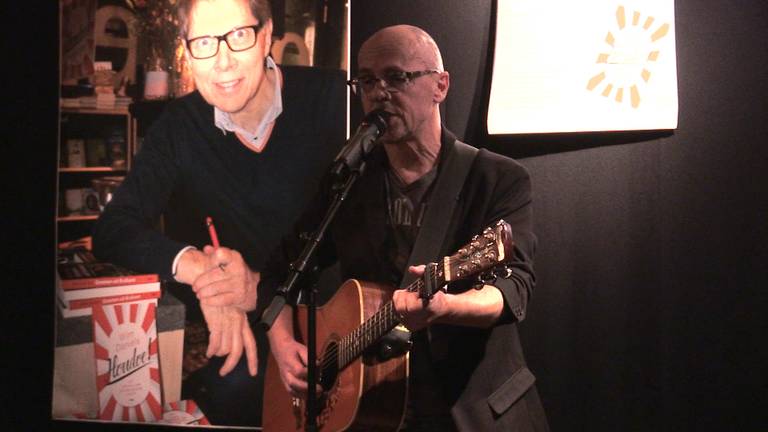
[259,127,549,431]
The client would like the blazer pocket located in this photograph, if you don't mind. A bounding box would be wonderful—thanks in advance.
[487,366,536,415]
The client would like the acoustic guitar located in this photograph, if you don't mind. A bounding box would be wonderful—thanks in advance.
[262,220,515,431]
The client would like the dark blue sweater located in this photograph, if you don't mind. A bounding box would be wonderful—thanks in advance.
[93,66,346,281]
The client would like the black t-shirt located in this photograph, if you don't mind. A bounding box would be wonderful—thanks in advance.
[383,166,437,284]
[383,166,456,430]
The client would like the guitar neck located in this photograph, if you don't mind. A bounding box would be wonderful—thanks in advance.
[337,273,438,369]
[337,300,398,369]
[333,219,513,370]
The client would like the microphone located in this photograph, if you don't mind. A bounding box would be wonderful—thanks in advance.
[331,109,390,178]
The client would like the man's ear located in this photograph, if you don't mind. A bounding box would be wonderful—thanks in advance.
[434,71,450,103]
[263,19,274,54]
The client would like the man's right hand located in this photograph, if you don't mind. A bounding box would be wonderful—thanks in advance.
[174,248,210,286]
[268,308,322,398]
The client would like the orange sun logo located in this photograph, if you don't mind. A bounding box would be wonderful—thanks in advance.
[587,5,670,108]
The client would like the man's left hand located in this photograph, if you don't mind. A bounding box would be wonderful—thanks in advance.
[392,265,449,331]
[393,264,505,330]
[200,304,258,376]
[192,245,259,312]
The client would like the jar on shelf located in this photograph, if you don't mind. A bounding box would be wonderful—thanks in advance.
[65,138,86,168]
[143,56,170,100]
[106,130,127,169]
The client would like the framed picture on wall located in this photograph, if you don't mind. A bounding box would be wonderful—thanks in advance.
[487,0,678,134]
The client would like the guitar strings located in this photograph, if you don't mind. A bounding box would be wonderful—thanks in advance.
[303,237,500,392]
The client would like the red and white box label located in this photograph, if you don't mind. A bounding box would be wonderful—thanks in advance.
[92,300,163,422]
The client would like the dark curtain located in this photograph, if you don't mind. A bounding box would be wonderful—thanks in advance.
[352,1,767,430]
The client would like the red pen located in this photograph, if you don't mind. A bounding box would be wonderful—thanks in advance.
[206,216,220,248]
[206,217,226,272]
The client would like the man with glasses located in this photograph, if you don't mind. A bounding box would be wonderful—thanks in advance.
[258,25,549,431]
[92,0,345,425]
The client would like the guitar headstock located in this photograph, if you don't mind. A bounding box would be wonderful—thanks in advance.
[444,219,514,282]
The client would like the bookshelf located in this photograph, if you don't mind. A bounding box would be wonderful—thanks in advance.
[57,106,133,243]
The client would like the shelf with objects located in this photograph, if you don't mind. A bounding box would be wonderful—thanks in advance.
[57,106,133,242]
[54,105,192,422]
[52,0,194,425]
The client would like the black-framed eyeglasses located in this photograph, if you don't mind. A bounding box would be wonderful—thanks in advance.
[347,69,441,95]
[185,23,264,59]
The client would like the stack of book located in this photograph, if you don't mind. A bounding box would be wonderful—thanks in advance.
[57,250,161,318]
[59,95,132,110]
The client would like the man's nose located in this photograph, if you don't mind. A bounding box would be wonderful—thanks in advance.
[214,41,236,71]
[369,79,391,101]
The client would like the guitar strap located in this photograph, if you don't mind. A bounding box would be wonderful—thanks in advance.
[399,139,478,288]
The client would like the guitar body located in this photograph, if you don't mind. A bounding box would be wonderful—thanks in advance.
[263,220,516,431]
[262,279,409,432]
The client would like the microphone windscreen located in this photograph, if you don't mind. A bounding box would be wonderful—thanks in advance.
[363,109,391,133]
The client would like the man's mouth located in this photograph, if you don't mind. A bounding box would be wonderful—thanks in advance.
[374,108,396,120]
[216,79,242,91]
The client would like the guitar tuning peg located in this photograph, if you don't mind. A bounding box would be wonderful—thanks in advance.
[460,263,473,275]
[493,264,514,279]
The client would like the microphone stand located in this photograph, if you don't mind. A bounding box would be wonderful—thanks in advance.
[259,152,374,431]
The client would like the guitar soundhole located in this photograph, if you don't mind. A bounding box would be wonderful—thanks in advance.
[320,340,340,391]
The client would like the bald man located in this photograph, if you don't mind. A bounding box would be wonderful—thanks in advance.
[259,25,549,431]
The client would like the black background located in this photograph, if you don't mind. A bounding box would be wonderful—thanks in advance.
[353,1,767,430]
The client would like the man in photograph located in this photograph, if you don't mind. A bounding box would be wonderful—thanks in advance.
[93,0,345,425]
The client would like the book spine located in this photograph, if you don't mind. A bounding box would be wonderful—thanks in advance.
[59,274,159,290]
[60,281,160,303]
[68,290,161,310]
